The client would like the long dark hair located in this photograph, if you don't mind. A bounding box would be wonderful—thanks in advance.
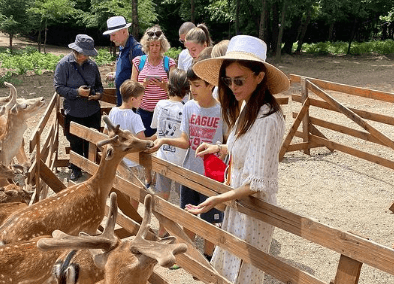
[218,59,282,136]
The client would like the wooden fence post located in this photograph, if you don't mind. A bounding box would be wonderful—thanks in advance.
[333,254,363,284]
[301,77,310,155]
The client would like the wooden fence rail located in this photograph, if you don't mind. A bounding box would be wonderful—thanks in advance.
[25,89,394,284]
[281,75,394,171]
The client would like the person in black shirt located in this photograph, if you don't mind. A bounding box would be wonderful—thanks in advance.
[54,34,103,181]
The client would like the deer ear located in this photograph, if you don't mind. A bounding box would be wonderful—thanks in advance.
[19,103,27,109]
[92,251,110,269]
[11,105,18,114]
[105,146,114,160]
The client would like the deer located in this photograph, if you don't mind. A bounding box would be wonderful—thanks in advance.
[38,193,188,284]
[0,163,33,204]
[0,115,154,245]
[0,163,33,225]
[0,82,46,168]
[0,235,64,284]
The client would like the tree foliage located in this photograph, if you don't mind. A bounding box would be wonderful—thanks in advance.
[4,0,394,57]
[0,0,33,52]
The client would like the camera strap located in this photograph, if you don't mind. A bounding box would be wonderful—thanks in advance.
[72,62,89,86]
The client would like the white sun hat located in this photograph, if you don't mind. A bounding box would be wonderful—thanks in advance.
[193,35,290,94]
[103,16,132,35]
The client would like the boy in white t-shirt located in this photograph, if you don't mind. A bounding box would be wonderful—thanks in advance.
[107,79,151,210]
[150,68,190,237]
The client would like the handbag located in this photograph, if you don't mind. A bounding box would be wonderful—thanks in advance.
[203,154,227,183]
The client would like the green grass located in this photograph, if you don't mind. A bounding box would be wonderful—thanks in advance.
[0,47,117,87]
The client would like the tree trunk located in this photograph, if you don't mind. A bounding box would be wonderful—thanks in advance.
[44,19,48,54]
[347,18,358,54]
[328,22,334,41]
[235,0,240,35]
[190,0,195,23]
[9,34,13,54]
[271,2,279,53]
[296,7,312,54]
[38,28,42,53]
[258,0,267,40]
[275,0,287,61]
[132,0,139,40]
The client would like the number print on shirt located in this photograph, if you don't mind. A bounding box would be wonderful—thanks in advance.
[189,114,220,150]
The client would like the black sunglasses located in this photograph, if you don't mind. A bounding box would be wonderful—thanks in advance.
[221,76,247,87]
[147,30,162,37]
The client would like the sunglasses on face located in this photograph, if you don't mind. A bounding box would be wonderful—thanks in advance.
[221,76,248,87]
[147,30,162,37]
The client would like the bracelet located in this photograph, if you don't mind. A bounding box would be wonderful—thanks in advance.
[216,141,222,154]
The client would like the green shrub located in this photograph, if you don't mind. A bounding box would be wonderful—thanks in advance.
[165,47,182,59]
[94,48,116,66]
[298,40,394,55]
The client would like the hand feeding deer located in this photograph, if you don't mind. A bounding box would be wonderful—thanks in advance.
[38,192,188,284]
[0,115,153,245]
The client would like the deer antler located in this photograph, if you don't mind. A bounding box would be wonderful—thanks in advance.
[103,115,120,134]
[130,194,188,268]
[3,82,17,106]
[97,135,119,148]
[37,192,119,252]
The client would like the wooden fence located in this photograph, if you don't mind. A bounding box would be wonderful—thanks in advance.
[26,87,394,284]
[281,74,394,170]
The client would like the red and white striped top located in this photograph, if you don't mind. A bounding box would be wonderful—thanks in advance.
[132,56,176,112]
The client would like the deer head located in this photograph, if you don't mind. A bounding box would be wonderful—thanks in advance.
[98,116,154,160]
[0,83,45,167]
[0,184,33,204]
[38,193,188,284]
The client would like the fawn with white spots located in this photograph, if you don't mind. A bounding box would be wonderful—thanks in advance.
[0,115,153,245]
[38,193,188,284]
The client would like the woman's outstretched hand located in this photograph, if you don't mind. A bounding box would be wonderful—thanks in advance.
[195,142,217,157]
[185,196,217,215]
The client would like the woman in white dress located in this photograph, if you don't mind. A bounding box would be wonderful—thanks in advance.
[186,35,290,283]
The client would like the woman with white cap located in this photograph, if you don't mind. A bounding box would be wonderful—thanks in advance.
[54,34,103,181]
[186,35,290,283]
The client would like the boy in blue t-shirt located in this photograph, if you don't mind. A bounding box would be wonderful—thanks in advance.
[148,65,226,260]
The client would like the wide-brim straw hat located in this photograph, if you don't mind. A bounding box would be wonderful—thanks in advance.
[103,16,132,35]
[68,34,98,56]
[193,35,290,94]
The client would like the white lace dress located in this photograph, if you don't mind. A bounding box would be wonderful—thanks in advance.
[211,105,285,284]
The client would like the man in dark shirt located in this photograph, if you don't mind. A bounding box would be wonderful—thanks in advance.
[103,16,144,106]
[54,34,103,181]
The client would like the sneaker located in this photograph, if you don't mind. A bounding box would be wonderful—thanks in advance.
[70,169,82,181]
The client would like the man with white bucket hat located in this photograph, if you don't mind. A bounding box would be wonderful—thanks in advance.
[103,16,144,106]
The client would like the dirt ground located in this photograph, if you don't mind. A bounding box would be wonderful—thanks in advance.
[1,33,394,283]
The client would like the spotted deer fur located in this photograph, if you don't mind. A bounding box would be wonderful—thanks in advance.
[38,193,188,284]
[0,116,153,244]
